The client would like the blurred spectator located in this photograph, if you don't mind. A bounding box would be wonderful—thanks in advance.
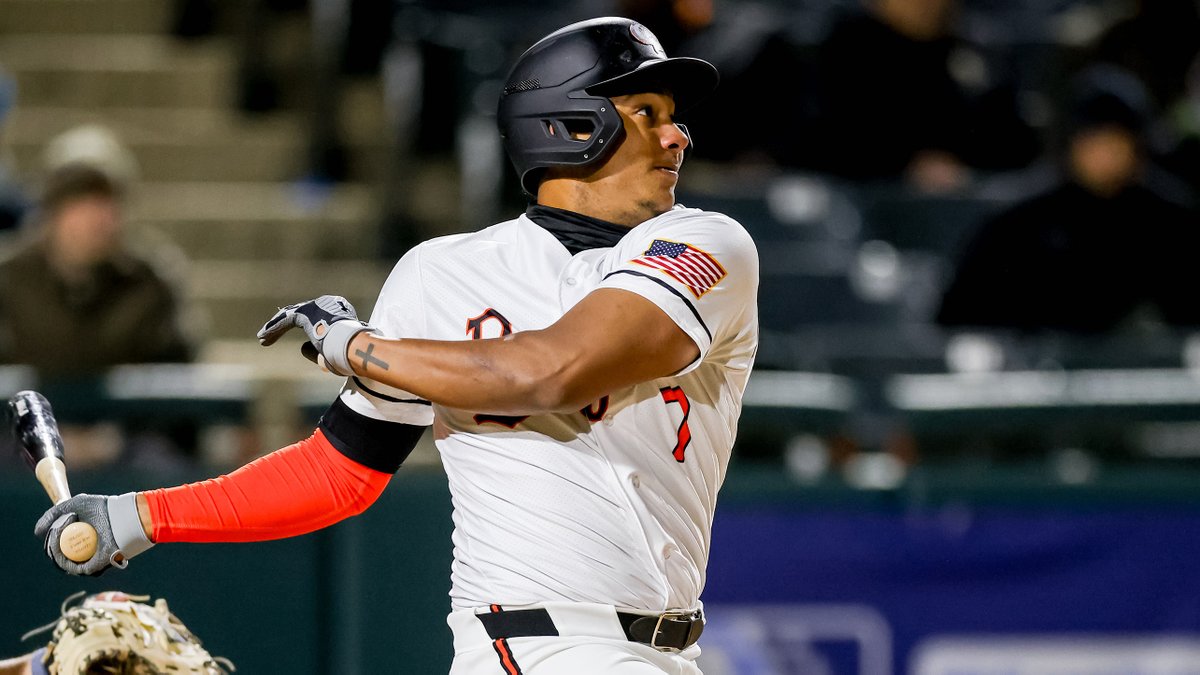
[0,153,203,469]
[808,0,1039,192]
[41,123,141,188]
[0,163,194,375]
[937,67,1199,334]
[0,69,29,232]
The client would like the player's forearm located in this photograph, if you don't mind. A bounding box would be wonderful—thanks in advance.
[342,289,700,414]
[346,331,593,414]
[137,430,390,543]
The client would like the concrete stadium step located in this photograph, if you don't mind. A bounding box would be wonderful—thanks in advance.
[6,107,279,146]
[0,35,232,108]
[188,260,393,340]
[7,109,300,182]
[10,137,387,184]
[8,131,299,183]
[128,182,380,260]
[197,338,333,371]
[192,259,391,300]
[195,339,365,380]
[6,101,389,158]
[0,0,171,33]
[7,104,390,182]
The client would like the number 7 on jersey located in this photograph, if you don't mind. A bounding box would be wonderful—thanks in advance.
[659,386,691,463]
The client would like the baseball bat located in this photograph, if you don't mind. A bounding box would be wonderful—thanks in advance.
[9,390,98,563]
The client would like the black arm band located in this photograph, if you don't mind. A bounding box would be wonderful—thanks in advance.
[318,397,425,474]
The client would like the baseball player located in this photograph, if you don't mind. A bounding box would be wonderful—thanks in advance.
[35,17,759,675]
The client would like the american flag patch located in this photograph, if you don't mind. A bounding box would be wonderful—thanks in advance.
[633,239,727,297]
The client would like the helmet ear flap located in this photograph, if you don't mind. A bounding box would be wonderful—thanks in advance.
[508,98,626,196]
[585,99,626,160]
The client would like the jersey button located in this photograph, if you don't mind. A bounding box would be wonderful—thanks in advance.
[566,277,577,286]
[662,545,675,560]
[630,473,641,488]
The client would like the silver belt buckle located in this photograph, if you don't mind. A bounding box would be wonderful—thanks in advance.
[649,610,696,652]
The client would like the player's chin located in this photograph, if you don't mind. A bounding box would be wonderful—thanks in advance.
[659,184,678,210]
[638,195,676,221]
[634,177,678,218]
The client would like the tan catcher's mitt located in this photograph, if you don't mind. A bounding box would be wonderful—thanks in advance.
[31,591,233,675]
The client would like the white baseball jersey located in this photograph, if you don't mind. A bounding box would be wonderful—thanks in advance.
[337,205,758,613]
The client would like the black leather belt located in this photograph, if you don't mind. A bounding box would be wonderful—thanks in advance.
[477,607,705,652]
[617,609,705,651]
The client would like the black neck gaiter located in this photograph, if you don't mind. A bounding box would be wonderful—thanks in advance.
[526,204,630,255]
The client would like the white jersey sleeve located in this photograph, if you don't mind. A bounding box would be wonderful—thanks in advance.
[597,207,758,373]
[337,245,435,427]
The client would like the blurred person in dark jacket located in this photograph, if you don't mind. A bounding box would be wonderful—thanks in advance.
[937,66,1199,333]
[0,163,194,376]
[811,0,1039,192]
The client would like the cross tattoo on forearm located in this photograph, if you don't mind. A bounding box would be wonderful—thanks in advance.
[355,342,389,371]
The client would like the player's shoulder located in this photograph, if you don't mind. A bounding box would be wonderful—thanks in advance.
[395,215,537,270]
[628,205,757,260]
[414,216,525,255]
[654,204,742,226]
[643,205,751,240]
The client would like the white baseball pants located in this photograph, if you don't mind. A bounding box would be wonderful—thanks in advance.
[447,603,704,675]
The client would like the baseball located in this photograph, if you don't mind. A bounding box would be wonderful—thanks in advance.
[60,521,97,562]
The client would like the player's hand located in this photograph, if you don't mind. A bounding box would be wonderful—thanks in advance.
[34,494,124,577]
[257,295,375,376]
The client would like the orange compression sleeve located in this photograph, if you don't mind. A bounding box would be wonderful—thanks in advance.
[143,429,391,543]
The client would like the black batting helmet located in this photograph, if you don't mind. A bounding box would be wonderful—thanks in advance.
[497,17,719,197]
